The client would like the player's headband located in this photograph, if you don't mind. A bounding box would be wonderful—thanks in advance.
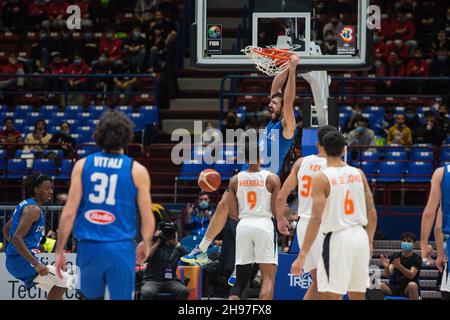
[34,173,51,186]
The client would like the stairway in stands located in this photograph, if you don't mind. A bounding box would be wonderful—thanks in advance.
[372,240,441,299]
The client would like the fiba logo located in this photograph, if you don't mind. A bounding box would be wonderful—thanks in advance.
[339,27,355,43]
[66,5,81,30]
[208,26,222,39]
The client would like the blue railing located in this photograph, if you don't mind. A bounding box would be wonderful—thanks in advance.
[219,75,450,125]
[0,73,159,106]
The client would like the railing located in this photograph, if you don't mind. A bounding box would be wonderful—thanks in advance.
[0,73,159,107]
[219,75,450,126]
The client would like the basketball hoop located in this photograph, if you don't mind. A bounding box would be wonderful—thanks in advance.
[241,46,296,76]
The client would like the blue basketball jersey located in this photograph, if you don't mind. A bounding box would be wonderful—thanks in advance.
[6,198,44,256]
[74,152,138,242]
[241,120,297,175]
[441,165,450,235]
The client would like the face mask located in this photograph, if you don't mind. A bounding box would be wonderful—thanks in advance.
[374,60,382,68]
[40,34,48,40]
[106,33,113,40]
[405,113,415,120]
[133,32,141,38]
[401,241,413,251]
[326,35,334,41]
[437,55,448,62]
[74,59,81,65]
[99,56,107,63]
[394,40,402,46]
[61,129,70,135]
[373,35,379,43]
[356,126,365,134]
[199,200,209,209]
[84,33,93,41]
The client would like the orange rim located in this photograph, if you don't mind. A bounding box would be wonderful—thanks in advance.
[251,47,293,62]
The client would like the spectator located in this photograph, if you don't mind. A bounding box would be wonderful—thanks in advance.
[345,104,364,133]
[124,26,147,72]
[432,30,450,55]
[113,57,138,104]
[89,0,117,30]
[387,114,413,147]
[48,121,76,159]
[379,232,421,300]
[148,10,176,38]
[0,54,24,91]
[23,119,52,158]
[81,32,99,64]
[94,25,123,70]
[30,29,54,70]
[152,0,180,22]
[27,0,49,28]
[323,30,337,55]
[1,0,22,30]
[404,105,421,130]
[42,0,68,30]
[406,49,429,77]
[146,26,166,72]
[135,0,154,25]
[430,48,450,77]
[390,11,417,51]
[384,36,409,62]
[378,52,405,94]
[415,111,445,146]
[158,30,179,107]
[415,0,437,41]
[0,117,22,157]
[140,222,190,300]
[436,103,450,138]
[67,53,90,92]
[221,112,240,136]
[185,191,216,235]
[47,54,67,94]
[322,15,343,41]
[346,115,376,151]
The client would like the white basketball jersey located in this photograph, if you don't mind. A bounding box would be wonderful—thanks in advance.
[321,165,368,233]
[297,155,327,219]
[237,170,273,219]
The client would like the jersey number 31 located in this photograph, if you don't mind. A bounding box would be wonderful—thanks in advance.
[89,173,118,205]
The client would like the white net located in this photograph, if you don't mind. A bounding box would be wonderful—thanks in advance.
[241,46,293,76]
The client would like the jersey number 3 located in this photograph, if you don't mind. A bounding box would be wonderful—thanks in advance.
[89,173,118,205]
[300,175,312,197]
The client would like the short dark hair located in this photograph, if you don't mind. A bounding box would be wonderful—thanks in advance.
[4,116,14,124]
[34,119,47,135]
[271,92,284,103]
[198,191,208,198]
[93,110,134,152]
[22,172,51,198]
[318,125,338,146]
[60,121,70,128]
[322,132,346,157]
[400,232,416,242]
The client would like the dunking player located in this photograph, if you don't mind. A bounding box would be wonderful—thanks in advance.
[181,55,300,264]
[291,132,377,300]
[55,110,155,300]
[227,143,281,300]
[3,172,72,300]
[421,165,450,299]
[275,125,338,300]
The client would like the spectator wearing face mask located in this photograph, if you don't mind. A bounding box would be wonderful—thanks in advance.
[41,0,68,30]
[47,55,67,94]
[415,111,445,146]
[95,26,123,69]
[436,103,450,137]
[379,232,421,300]
[124,26,147,72]
[322,16,343,41]
[323,30,337,55]
[346,115,376,151]
[384,36,409,62]
[135,0,154,25]
[148,10,176,38]
[67,54,90,92]
[49,121,76,158]
[185,192,216,236]
[378,52,405,94]
[387,114,413,147]
[404,106,421,130]
[344,104,364,133]
[390,11,417,51]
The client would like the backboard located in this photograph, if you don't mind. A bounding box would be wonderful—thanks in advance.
[194,0,373,71]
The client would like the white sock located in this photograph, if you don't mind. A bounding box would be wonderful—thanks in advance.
[199,237,212,253]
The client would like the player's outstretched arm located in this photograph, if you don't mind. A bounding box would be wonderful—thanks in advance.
[291,172,327,276]
[270,65,289,97]
[434,207,446,272]
[133,161,155,264]
[227,175,239,221]
[421,167,444,260]
[275,158,302,235]
[359,170,377,254]
[55,159,85,278]
[282,55,299,140]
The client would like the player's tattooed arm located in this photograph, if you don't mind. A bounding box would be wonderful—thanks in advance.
[228,175,239,221]
[359,169,377,244]
[281,55,300,140]
[421,167,444,260]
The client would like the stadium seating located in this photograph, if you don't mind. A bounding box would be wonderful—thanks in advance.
[32,159,56,177]
[377,161,404,183]
[177,160,210,181]
[405,161,433,183]
[56,160,73,180]
[6,159,27,179]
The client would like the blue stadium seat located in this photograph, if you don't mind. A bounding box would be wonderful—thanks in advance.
[394,106,405,114]
[417,106,433,114]
[116,105,133,114]
[405,161,433,183]
[13,119,27,132]
[129,113,146,131]
[65,105,83,118]
[139,106,159,124]
[341,106,353,115]
[236,106,247,122]
[0,105,8,113]
[32,159,56,177]
[76,145,101,158]
[23,126,35,134]
[50,112,66,125]
[77,112,93,125]
[366,106,384,117]
[40,105,59,118]
[89,105,108,117]
[66,119,79,128]
[214,161,242,180]
[411,150,434,161]
[440,149,450,162]
[361,161,379,182]
[361,151,380,161]
[339,113,350,128]
[26,112,42,125]
[14,105,33,118]
[6,159,27,179]
[49,126,60,134]
[45,149,63,159]
[386,151,408,161]
[180,235,201,253]
[377,161,404,183]
[74,127,94,143]
[71,133,81,144]
[361,113,379,127]
[87,119,99,127]
[56,159,73,180]
[178,160,209,181]
[385,144,404,153]
[446,136,450,145]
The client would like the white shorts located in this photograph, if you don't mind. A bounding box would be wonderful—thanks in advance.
[317,225,370,295]
[34,265,73,293]
[235,217,278,265]
[296,216,324,273]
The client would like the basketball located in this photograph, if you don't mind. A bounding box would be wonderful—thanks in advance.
[197,169,221,192]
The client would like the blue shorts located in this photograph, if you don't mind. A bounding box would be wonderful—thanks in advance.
[76,240,135,300]
[6,254,38,289]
